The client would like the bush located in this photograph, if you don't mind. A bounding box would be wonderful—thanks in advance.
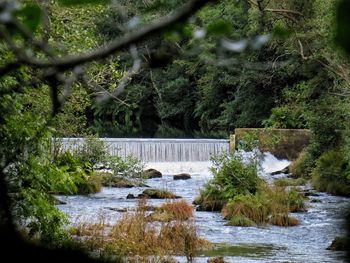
[53,152,102,195]
[194,154,260,211]
[107,155,145,184]
[193,184,227,211]
[289,150,313,178]
[74,135,109,166]
[312,150,350,196]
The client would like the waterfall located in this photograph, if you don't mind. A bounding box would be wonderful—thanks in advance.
[59,138,230,162]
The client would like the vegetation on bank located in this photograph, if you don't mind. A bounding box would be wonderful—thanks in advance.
[195,154,306,227]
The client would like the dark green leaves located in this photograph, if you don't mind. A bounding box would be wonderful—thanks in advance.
[206,20,232,36]
[57,0,111,6]
[335,0,350,56]
[272,25,292,40]
[17,4,42,32]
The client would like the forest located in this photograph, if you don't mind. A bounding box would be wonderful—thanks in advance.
[1,0,350,262]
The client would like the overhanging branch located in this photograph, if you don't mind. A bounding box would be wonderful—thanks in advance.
[8,0,216,69]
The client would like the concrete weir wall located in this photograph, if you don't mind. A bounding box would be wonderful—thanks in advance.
[232,128,311,160]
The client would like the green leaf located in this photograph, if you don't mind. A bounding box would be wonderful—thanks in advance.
[16,5,42,33]
[272,25,292,39]
[335,0,350,56]
[206,20,232,36]
[57,0,111,6]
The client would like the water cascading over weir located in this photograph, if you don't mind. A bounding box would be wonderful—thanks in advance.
[60,138,230,162]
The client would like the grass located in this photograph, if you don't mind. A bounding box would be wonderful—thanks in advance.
[274,178,307,187]
[226,215,256,227]
[149,200,194,222]
[193,190,226,212]
[269,214,300,226]
[71,200,210,262]
[289,150,312,178]
[222,183,306,227]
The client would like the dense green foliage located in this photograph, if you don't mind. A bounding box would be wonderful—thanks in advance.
[312,150,350,196]
[1,0,350,255]
[194,154,260,211]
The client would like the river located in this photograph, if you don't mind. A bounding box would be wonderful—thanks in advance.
[56,152,349,262]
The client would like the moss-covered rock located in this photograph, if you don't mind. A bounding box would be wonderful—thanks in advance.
[327,236,347,251]
[99,172,148,188]
[144,168,162,179]
[138,189,181,199]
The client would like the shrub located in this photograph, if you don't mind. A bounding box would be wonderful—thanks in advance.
[107,155,145,184]
[193,184,227,211]
[195,154,260,211]
[312,150,350,196]
[289,150,313,178]
[209,154,260,198]
[53,152,102,195]
[74,135,109,166]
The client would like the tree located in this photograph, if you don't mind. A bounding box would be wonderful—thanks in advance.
[0,0,216,256]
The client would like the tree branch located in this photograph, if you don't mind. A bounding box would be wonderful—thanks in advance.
[8,0,216,69]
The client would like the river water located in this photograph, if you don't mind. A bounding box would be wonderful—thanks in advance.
[56,153,349,262]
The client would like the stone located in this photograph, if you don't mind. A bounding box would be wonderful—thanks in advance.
[144,168,162,179]
[173,173,191,180]
[270,166,290,175]
[207,257,228,263]
[138,189,181,199]
[126,194,136,199]
[327,237,347,251]
[52,197,67,205]
[105,207,127,212]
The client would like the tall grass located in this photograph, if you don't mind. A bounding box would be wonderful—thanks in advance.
[222,183,306,227]
[71,200,210,262]
[150,200,194,221]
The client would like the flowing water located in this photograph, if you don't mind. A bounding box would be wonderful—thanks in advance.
[56,139,349,262]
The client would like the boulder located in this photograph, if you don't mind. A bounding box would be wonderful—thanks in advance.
[52,197,67,205]
[144,168,162,179]
[138,189,181,199]
[173,173,191,180]
[105,207,127,212]
[102,175,148,188]
[207,257,228,263]
[126,194,136,199]
[270,165,290,175]
[327,236,347,251]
